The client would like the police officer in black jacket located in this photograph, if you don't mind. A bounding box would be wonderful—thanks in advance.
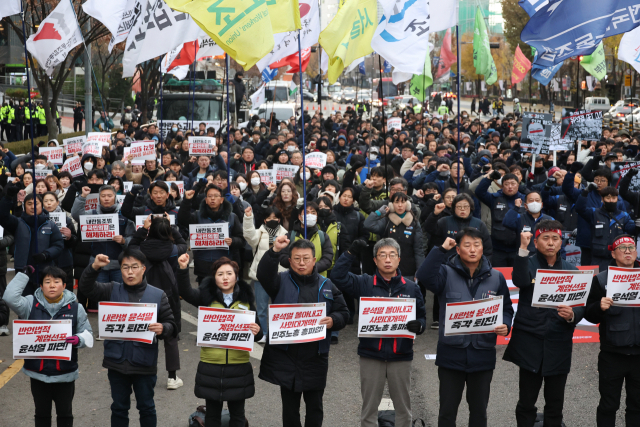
[585,234,640,427]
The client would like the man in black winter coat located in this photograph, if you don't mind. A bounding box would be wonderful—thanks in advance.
[257,236,349,427]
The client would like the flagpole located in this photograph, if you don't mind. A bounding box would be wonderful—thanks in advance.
[378,55,388,199]
[191,43,196,131]
[159,63,164,161]
[298,32,307,238]
[456,25,461,193]
[225,54,231,190]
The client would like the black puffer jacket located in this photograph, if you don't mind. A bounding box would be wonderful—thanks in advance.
[0,298,8,326]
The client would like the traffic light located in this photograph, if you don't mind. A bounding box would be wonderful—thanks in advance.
[578,56,583,61]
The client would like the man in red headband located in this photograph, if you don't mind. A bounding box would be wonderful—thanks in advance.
[585,234,640,426]
[503,219,582,427]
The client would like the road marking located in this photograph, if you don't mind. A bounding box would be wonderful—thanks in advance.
[378,398,394,411]
[181,311,198,326]
[0,360,24,389]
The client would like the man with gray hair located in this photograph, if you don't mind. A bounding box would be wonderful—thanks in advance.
[110,160,126,179]
[330,237,426,427]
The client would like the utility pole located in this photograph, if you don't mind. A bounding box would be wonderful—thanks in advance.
[84,19,92,135]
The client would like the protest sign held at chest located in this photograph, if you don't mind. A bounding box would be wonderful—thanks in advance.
[98,302,157,344]
[80,213,119,241]
[189,223,229,249]
[444,296,504,336]
[13,320,72,361]
[197,306,255,351]
[532,269,594,308]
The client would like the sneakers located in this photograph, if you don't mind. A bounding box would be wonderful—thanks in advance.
[167,377,184,390]
[330,336,339,344]
[258,336,266,344]
[189,261,194,268]
[0,325,10,336]
[430,321,439,330]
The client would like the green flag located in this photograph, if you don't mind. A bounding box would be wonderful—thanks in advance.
[580,42,606,80]
[409,48,433,102]
[473,7,498,85]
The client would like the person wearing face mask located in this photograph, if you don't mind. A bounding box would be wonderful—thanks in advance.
[502,191,554,254]
[358,146,381,183]
[576,186,635,271]
[294,166,317,199]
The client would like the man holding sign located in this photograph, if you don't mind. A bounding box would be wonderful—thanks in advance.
[585,235,640,426]
[330,238,426,427]
[417,228,513,427]
[257,236,349,427]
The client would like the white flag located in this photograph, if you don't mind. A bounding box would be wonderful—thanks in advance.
[481,80,486,91]
[346,58,364,73]
[121,0,202,78]
[250,85,266,109]
[499,80,504,90]
[619,25,640,74]
[371,0,430,75]
[82,0,129,40]
[0,0,21,19]
[256,0,320,71]
[392,70,412,85]
[320,50,329,74]
[197,35,224,61]
[431,0,458,32]
[586,76,594,91]
[26,0,83,77]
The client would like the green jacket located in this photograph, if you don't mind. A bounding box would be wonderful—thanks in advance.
[437,105,449,115]
[413,104,422,114]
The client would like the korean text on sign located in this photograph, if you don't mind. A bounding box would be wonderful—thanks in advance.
[532,269,594,308]
[257,169,275,186]
[444,296,504,336]
[40,147,64,165]
[98,302,157,344]
[607,266,640,307]
[273,164,299,182]
[188,136,216,156]
[49,212,65,229]
[268,303,326,344]
[63,135,86,155]
[197,306,255,351]
[129,142,156,161]
[357,297,416,339]
[189,223,229,249]
[80,213,119,241]
[305,152,327,169]
[13,320,72,360]
[387,117,402,130]
[61,156,83,177]
[83,193,99,212]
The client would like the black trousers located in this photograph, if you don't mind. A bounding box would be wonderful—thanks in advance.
[73,119,82,132]
[515,368,567,427]
[30,378,75,427]
[205,399,245,427]
[491,249,516,268]
[432,294,440,322]
[596,351,640,427]
[437,367,493,427]
[280,387,324,427]
[361,241,376,275]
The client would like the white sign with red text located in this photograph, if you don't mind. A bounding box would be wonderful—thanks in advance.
[358,297,416,339]
[123,181,134,193]
[444,296,504,336]
[13,320,72,360]
[83,194,99,212]
[606,266,640,306]
[82,142,102,158]
[197,306,255,351]
[86,132,111,147]
[268,303,326,344]
[189,136,216,156]
[174,181,184,196]
[387,117,402,130]
[123,148,144,165]
[305,152,327,169]
[61,156,83,177]
[63,135,86,155]
[257,169,275,186]
[189,223,229,249]
[273,164,299,182]
[80,213,119,241]
[532,269,594,308]
[129,141,156,161]
[98,302,157,343]
[48,212,65,229]
[39,147,64,165]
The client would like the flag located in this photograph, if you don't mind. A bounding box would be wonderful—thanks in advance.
[435,28,455,79]
[164,0,274,71]
[430,0,458,32]
[256,0,320,71]
[392,70,412,85]
[286,48,311,73]
[619,25,640,74]
[82,0,130,41]
[511,45,531,85]
[359,62,366,75]
[197,34,225,60]
[267,0,301,34]
[162,41,199,75]
[586,76,594,91]
[521,1,640,68]
[532,62,562,86]
[580,42,606,80]
[167,65,190,80]
[101,0,142,52]
[26,0,83,77]
[371,0,430,75]
[0,0,21,19]
[346,57,364,73]
[321,49,329,73]
[250,84,266,108]
[319,0,377,84]
[262,66,278,83]
[383,60,392,73]
[473,7,497,85]
[408,46,432,102]
[289,82,298,97]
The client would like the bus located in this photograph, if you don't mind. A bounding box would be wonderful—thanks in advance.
[372,78,398,107]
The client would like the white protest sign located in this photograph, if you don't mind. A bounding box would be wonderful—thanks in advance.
[159,120,221,139]
[129,141,156,161]
[84,194,99,212]
[82,142,102,158]
[39,147,64,165]
[61,156,83,177]
[135,214,175,230]
[532,269,594,308]
[13,320,72,361]
[86,132,111,147]
[387,117,402,130]
[98,302,157,343]
[273,164,299,182]
[34,170,53,180]
[197,306,255,351]
[606,266,640,307]
[175,181,184,196]
[116,195,125,210]
[357,297,416,339]
[189,223,229,249]
[79,213,119,241]
[444,296,504,336]
[123,181,134,193]
[189,136,217,156]
[257,169,275,186]
[48,212,65,229]
[123,147,144,165]
[305,152,327,169]
[63,135,86,155]
[268,303,326,344]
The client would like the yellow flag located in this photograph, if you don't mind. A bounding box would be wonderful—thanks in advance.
[266,0,301,34]
[319,0,377,84]
[164,0,274,70]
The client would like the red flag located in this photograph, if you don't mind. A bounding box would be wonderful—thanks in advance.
[168,41,199,72]
[270,48,311,73]
[436,28,456,79]
[511,45,532,85]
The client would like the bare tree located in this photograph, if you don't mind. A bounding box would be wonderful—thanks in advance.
[131,60,162,125]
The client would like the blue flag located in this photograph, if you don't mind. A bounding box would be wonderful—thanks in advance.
[531,49,563,85]
[359,62,366,75]
[520,0,640,68]
[262,66,278,83]
[383,60,392,73]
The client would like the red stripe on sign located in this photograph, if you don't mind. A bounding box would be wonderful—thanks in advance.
[360,297,401,302]
[199,307,238,313]
[446,300,490,307]
[269,304,321,308]
[274,336,325,344]
[199,344,253,351]
[101,337,153,344]
[99,302,154,307]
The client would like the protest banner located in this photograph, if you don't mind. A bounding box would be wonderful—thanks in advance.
[305,152,327,169]
[82,142,102,158]
[545,123,573,151]
[39,147,64,165]
[135,214,175,230]
[48,212,65,229]
[34,169,53,180]
[122,147,144,165]
[79,213,119,241]
[521,112,553,154]
[357,297,416,339]
[188,136,217,156]
[60,156,83,177]
[273,164,299,182]
[189,223,229,249]
[98,302,157,343]
[532,269,594,308]
[63,135,86,155]
[86,132,111,146]
[444,296,504,336]
[128,141,156,161]
[123,181,134,193]
[175,181,184,197]
[159,120,221,139]
[387,117,402,130]
[13,320,72,360]
[197,306,256,351]
[257,169,275,186]
[562,231,582,267]
[268,303,326,344]
[613,161,640,192]
[561,109,603,141]
[83,193,99,212]
[606,266,640,306]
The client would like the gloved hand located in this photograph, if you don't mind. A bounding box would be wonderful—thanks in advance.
[377,205,389,216]
[348,239,369,257]
[569,162,584,174]
[464,145,475,158]
[587,182,598,192]
[629,167,640,177]
[545,177,556,188]
[478,157,490,167]
[527,172,535,181]
[32,252,49,264]
[296,198,305,209]
[489,171,501,181]
[571,228,578,238]
[6,185,19,198]
[406,320,423,334]
[130,184,144,196]
[15,265,35,276]
[65,335,80,346]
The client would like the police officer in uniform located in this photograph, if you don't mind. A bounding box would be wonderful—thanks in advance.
[437,101,449,116]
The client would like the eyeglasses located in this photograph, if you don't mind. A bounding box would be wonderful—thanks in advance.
[376,253,399,260]
[121,265,141,272]
[455,205,471,210]
[616,246,636,253]
[292,257,313,264]
[594,178,608,184]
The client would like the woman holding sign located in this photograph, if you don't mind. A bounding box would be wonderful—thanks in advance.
[176,254,262,427]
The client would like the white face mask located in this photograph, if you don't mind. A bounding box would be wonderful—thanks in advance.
[35,163,46,170]
[527,202,542,214]
[238,182,247,191]
[250,177,261,186]
[496,177,503,186]
[305,214,317,227]
[84,162,93,171]
[300,172,307,180]
[369,154,378,161]
[287,146,295,152]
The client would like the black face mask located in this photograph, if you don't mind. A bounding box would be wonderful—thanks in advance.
[318,208,331,217]
[265,220,279,229]
[87,183,103,194]
[604,201,617,213]
[534,167,544,174]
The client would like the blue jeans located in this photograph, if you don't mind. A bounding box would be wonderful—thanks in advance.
[108,370,157,427]
[97,269,123,284]
[253,281,269,337]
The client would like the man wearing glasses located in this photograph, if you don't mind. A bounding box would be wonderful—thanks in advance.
[330,238,426,427]
[585,235,640,426]
[79,248,177,427]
